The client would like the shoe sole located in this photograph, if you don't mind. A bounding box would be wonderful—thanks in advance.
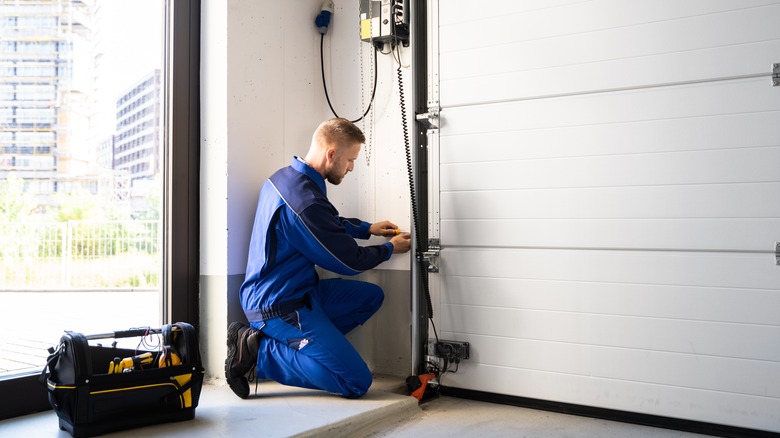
[225,322,249,399]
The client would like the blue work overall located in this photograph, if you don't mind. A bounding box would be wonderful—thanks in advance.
[240,157,393,398]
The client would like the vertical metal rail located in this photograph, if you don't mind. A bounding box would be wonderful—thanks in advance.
[165,0,201,326]
[410,0,429,375]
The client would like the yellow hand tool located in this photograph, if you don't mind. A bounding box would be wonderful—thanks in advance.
[108,352,154,374]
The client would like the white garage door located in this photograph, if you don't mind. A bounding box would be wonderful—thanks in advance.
[430,0,780,432]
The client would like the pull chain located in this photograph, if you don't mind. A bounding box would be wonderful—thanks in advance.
[361,0,374,166]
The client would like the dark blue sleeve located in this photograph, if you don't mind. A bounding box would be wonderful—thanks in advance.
[339,217,371,239]
[284,203,392,275]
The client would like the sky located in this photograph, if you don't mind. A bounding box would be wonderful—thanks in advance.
[91,0,163,138]
[99,0,163,98]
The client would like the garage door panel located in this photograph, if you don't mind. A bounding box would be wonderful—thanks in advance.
[441,0,780,53]
[454,43,780,110]
[441,276,780,325]
[441,248,779,291]
[441,4,780,106]
[440,304,780,362]
[440,340,780,431]
[439,0,583,27]
[441,218,780,253]
[440,112,780,164]
[441,183,780,219]
[439,78,779,135]
[436,331,780,397]
[441,146,780,191]
[443,39,780,106]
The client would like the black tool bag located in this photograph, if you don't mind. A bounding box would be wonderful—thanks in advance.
[42,322,205,438]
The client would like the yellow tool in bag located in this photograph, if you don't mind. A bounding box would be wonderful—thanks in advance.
[108,352,154,374]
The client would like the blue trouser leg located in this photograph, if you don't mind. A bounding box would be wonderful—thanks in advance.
[309,277,384,334]
[252,278,384,398]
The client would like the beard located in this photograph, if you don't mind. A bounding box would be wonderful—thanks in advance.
[325,159,349,185]
[326,173,343,185]
[325,169,345,185]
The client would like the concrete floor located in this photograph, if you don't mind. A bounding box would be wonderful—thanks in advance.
[0,376,710,438]
[368,394,709,438]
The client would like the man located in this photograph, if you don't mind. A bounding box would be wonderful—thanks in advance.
[226,118,412,399]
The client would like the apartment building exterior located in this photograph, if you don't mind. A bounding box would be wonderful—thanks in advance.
[113,69,161,185]
[0,0,159,211]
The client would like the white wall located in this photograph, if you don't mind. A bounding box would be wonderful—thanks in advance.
[320,1,414,266]
[199,0,229,379]
[200,0,414,379]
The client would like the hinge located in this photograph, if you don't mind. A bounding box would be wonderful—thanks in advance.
[416,106,440,129]
[773,63,780,87]
[775,242,780,266]
[419,238,440,273]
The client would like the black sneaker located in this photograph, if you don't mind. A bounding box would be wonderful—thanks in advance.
[225,322,261,399]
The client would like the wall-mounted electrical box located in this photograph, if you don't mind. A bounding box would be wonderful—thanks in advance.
[360,0,409,48]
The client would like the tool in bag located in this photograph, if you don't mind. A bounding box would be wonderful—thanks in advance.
[107,352,154,374]
[41,322,205,438]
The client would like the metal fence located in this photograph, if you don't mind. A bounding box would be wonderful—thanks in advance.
[0,220,160,289]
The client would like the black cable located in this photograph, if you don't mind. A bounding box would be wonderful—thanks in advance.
[320,33,378,123]
[396,45,439,347]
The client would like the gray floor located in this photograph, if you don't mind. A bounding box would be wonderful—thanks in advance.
[0,376,710,438]
[368,394,709,438]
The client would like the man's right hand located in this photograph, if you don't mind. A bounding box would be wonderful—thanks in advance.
[389,233,412,254]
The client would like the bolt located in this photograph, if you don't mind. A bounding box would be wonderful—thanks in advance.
[775,63,780,69]
[775,81,779,86]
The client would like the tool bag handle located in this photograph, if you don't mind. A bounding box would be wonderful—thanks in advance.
[39,342,64,385]
[84,326,183,340]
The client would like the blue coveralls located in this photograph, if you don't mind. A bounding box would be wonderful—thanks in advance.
[239,156,394,398]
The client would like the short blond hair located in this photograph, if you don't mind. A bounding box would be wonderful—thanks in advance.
[314,118,365,148]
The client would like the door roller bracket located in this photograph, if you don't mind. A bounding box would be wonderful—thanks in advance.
[776,242,780,266]
[416,107,439,129]
[419,238,440,273]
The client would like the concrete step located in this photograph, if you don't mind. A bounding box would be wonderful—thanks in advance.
[1,375,420,437]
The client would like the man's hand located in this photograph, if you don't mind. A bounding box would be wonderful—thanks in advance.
[369,220,399,237]
[389,233,411,254]
[370,220,411,254]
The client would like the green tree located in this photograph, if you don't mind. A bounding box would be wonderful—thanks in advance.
[131,175,161,220]
[55,190,104,221]
[0,174,33,222]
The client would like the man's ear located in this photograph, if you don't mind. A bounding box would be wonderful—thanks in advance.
[325,147,336,163]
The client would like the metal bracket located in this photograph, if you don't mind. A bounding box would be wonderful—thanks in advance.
[773,63,780,87]
[420,238,440,273]
[776,242,780,266]
[416,106,440,129]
